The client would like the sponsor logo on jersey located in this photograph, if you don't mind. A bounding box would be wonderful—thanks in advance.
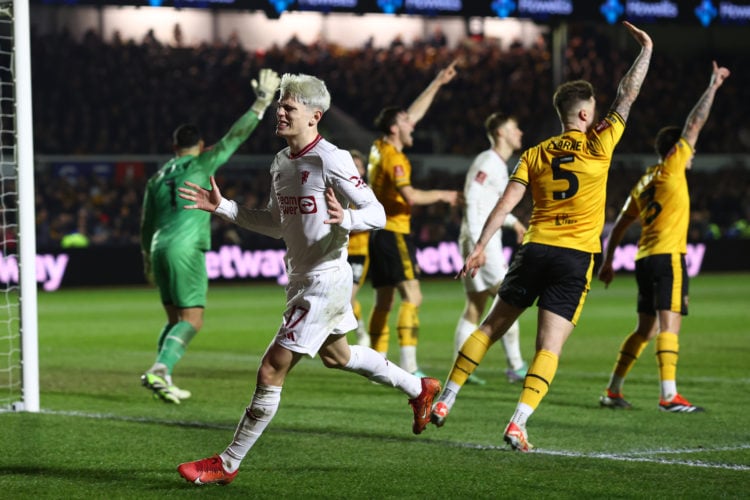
[350,175,366,188]
[555,213,577,225]
[394,165,405,178]
[298,196,317,214]
[474,171,487,185]
[278,195,318,215]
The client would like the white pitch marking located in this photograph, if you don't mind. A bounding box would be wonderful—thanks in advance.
[38,409,750,472]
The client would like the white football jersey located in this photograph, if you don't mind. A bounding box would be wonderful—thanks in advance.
[217,135,385,276]
[459,149,518,290]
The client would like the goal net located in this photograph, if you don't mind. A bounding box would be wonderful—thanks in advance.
[0,0,38,412]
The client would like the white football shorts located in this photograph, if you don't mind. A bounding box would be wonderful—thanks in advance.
[459,236,507,294]
[275,263,357,357]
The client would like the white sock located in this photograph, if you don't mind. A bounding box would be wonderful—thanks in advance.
[510,402,533,428]
[501,320,524,370]
[436,381,461,409]
[344,345,421,397]
[608,374,625,394]
[454,317,477,356]
[661,381,677,401]
[148,362,168,377]
[221,384,282,472]
[399,345,418,374]
[355,320,371,347]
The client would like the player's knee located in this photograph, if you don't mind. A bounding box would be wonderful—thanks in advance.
[320,353,346,369]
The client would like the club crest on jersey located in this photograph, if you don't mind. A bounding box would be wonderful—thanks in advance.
[301,170,310,184]
[474,171,487,185]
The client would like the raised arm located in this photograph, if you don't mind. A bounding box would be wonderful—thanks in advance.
[406,59,458,125]
[201,68,281,170]
[398,184,460,207]
[610,21,653,122]
[682,61,731,149]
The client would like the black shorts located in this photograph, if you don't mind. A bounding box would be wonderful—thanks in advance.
[635,253,689,316]
[347,254,369,286]
[499,242,595,325]
[368,229,420,288]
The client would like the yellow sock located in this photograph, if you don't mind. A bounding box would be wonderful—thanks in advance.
[613,331,649,379]
[397,302,419,347]
[369,308,390,353]
[656,331,679,383]
[352,299,362,322]
[448,331,491,387]
[518,349,558,411]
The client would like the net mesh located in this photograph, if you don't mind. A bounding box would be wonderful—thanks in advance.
[0,2,22,411]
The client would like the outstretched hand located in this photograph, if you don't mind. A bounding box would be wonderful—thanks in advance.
[457,246,486,279]
[622,21,652,50]
[252,68,281,103]
[250,68,281,118]
[436,58,459,85]
[597,261,615,289]
[178,175,222,212]
[710,60,731,89]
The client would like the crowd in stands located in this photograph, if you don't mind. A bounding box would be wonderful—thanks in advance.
[31,24,749,156]
[30,159,750,252]
[23,25,750,250]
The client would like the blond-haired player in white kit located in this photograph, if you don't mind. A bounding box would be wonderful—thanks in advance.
[174,73,441,486]
[450,112,527,388]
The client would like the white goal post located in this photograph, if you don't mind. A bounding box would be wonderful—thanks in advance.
[0,0,38,412]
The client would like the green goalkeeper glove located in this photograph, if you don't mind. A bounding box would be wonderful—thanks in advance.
[250,68,281,119]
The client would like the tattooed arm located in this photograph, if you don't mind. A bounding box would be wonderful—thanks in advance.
[682,61,731,148]
[611,21,653,122]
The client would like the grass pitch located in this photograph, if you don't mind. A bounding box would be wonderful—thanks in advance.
[1,273,748,498]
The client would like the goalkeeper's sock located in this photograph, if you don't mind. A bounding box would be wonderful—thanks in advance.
[156,321,198,373]
[156,323,176,353]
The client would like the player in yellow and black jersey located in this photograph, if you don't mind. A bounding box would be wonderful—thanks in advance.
[366,60,460,378]
[597,61,730,413]
[430,22,653,451]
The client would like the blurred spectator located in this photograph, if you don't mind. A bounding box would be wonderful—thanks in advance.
[26,26,749,248]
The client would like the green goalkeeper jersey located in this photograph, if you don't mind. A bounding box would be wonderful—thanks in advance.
[141,109,261,254]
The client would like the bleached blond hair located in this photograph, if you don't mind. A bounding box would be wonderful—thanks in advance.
[279,73,331,113]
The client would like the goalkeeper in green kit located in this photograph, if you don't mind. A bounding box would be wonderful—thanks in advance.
[139,68,281,404]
